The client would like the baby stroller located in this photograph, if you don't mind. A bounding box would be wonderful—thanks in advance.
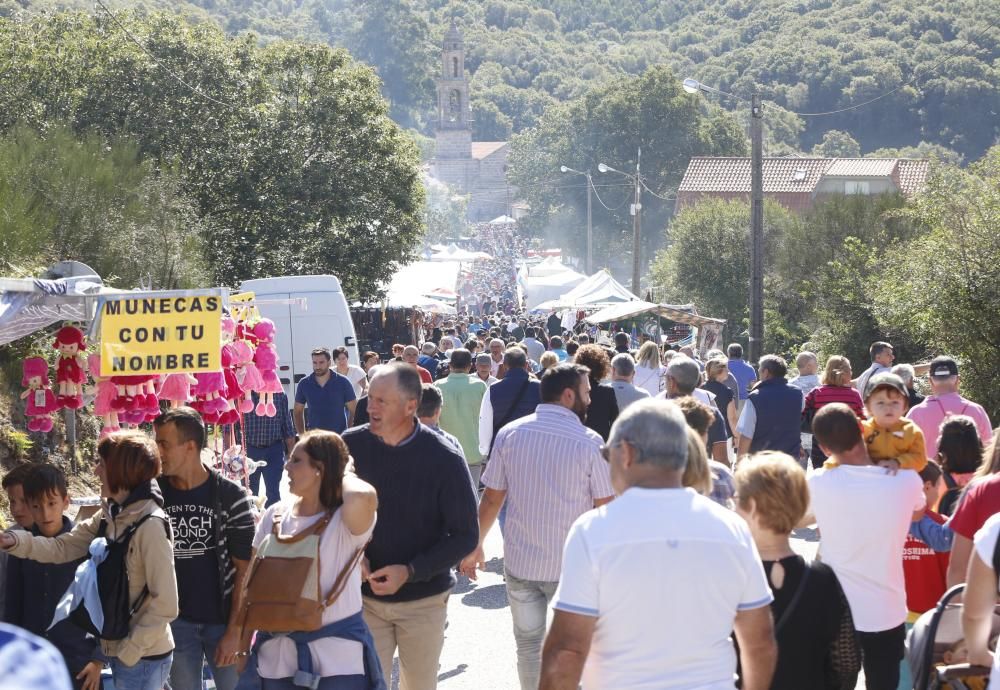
[907,584,997,689]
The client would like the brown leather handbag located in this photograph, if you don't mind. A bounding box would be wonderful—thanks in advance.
[237,510,366,633]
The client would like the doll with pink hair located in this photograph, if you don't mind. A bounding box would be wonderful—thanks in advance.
[232,340,262,414]
[53,325,87,409]
[21,357,57,432]
[252,319,282,417]
[218,343,243,425]
[87,354,120,437]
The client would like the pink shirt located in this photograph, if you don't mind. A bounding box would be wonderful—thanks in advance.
[906,392,993,460]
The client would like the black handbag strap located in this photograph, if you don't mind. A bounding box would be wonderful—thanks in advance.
[488,377,532,458]
[774,559,811,634]
[992,525,1000,594]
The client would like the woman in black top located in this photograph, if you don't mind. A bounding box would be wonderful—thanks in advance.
[572,344,619,441]
[734,452,860,690]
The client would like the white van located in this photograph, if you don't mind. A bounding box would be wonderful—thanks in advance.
[239,275,359,400]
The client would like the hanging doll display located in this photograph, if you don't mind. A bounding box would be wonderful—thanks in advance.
[252,319,283,417]
[21,357,57,432]
[87,354,120,437]
[158,372,197,408]
[52,325,87,409]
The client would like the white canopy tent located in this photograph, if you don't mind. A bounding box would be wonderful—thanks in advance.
[489,215,517,224]
[522,269,588,310]
[384,261,460,313]
[428,243,493,262]
[531,270,641,311]
[527,255,573,278]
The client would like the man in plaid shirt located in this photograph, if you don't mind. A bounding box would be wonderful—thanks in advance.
[241,390,295,506]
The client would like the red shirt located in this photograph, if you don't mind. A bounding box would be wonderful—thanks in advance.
[949,473,1000,539]
[417,366,433,384]
[902,510,950,615]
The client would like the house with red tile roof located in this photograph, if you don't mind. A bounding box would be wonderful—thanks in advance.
[676,157,930,214]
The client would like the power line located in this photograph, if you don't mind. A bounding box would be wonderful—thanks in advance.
[94,0,235,110]
[589,178,631,211]
[782,15,1000,118]
[639,178,674,201]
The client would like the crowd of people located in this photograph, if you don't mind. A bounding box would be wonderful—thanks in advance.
[3,319,1000,690]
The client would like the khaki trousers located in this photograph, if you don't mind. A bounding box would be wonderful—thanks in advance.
[363,590,450,690]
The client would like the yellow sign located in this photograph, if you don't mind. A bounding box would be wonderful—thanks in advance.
[228,291,256,323]
[100,293,222,376]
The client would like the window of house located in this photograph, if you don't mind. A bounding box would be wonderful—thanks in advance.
[845,181,870,195]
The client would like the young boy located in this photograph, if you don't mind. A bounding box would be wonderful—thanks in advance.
[825,373,927,472]
[1,462,36,622]
[6,464,104,690]
[903,460,950,618]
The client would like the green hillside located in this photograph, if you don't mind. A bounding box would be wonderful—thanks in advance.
[4,0,997,159]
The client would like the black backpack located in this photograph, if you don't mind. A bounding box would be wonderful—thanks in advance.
[70,513,170,640]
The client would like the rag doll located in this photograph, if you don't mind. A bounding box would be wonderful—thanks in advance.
[252,319,283,417]
[158,373,197,409]
[21,357,57,432]
[232,340,262,414]
[86,354,120,437]
[52,325,87,409]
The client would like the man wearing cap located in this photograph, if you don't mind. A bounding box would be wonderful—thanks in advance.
[907,356,993,460]
[475,353,499,386]
[418,342,440,380]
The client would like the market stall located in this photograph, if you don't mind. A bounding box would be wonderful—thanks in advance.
[583,300,726,355]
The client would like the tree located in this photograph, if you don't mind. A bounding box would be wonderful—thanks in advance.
[876,147,1000,420]
[0,11,425,301]
[812,130,862,157]
[0,124,209,289]
[509,65,747,274]
[648,198,798,349]
[786,193,923,368]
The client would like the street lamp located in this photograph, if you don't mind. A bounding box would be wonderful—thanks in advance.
[683,77,764,364]
[597,149,643,297]
[559,165,593,275]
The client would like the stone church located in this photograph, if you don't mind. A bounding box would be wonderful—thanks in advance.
[428,24,512,222]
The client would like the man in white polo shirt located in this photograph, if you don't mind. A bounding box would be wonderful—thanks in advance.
[540,398,777,690]
[460,363,614,690]
[807,403,926,690]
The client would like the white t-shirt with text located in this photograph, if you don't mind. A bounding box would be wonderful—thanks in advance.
[553,487,773,689]
[807,465,924,632]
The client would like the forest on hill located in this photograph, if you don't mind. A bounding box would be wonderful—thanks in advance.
[5,0,996,161]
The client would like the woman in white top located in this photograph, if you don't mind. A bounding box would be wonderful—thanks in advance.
[962,512,1000,686]
[334,347,368,399]
[242,431,378,690]
[633,341,667,397]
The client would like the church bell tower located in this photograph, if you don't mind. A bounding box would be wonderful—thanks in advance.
[434,23,472,161]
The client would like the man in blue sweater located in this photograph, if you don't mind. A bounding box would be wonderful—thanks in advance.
[6,464,104,690]
[344,362,479,690]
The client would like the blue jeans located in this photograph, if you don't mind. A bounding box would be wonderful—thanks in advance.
[260,676,367,690]
[168,619,240,690]
[110,654,172,690]
[247,441,286,507]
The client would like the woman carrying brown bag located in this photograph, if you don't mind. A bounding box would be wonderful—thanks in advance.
[237,431,381,690]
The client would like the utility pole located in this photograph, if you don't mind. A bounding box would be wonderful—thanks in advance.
[585,171,593,275]
[631,147,642,297]
[749,93,764,364]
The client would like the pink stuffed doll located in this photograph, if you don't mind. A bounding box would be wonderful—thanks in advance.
[53,325,87,409]
[232,340,262,414]
[252,319,282,417]
[218,343,242,426]
[21,357,57,432]
[87,354,120,437]
[159,373,196,408]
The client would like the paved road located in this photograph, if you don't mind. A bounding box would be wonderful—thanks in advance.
[385,523,827,689]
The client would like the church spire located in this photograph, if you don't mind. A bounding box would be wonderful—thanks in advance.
[437,22,469,130]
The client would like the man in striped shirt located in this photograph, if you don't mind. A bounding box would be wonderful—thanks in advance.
[460,363,615,690]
